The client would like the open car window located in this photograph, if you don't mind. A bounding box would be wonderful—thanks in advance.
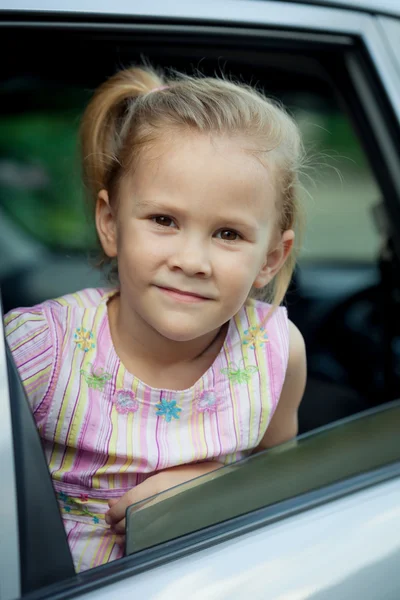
[1,19,397,431]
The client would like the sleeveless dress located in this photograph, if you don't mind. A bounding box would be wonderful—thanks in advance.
[4,287,289,572]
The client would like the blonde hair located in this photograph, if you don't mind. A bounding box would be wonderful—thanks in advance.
[80,65,304,307]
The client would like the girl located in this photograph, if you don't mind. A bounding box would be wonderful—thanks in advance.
[5,65,306,572]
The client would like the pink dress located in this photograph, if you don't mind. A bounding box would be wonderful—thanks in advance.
[4,288,289,572]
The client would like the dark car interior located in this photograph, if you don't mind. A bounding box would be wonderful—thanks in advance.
[1,23,400,439]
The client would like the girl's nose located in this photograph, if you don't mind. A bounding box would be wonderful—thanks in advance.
[168,237,212,277]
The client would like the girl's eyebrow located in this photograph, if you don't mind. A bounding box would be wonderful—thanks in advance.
[135,198,260,231]
[135,199,172,211]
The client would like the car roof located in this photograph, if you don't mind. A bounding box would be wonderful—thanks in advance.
[1,0,399,18]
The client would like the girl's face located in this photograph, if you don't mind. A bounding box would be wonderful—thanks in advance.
[97,133,293,343]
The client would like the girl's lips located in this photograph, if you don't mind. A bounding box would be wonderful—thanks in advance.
[156,286,210,303]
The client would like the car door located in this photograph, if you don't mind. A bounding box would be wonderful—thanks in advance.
[1,1,400,599]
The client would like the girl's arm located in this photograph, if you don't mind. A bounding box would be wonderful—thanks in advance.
[254,320,306,452]
[106,461,223,543]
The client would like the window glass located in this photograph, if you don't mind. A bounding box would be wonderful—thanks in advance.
[125,401,400,555]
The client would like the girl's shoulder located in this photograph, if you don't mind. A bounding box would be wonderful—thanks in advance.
[4,287,115,335]
[4,287,114,363]
[45,287,116,310]
[4,288,115,412]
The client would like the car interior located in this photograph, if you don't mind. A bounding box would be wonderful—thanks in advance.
[1,18,400,595]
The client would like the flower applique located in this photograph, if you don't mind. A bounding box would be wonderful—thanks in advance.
[242,326,269,350]
[80,363,112,391]
[196,389,220,413]
[221,361,259,384]
[155,398,182,422]
[74,327,95,352]
[58,492,100,525]
[112,390,139,414]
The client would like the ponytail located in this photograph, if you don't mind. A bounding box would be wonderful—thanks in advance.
[80,67,164,205]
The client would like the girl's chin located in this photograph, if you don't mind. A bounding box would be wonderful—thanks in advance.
[152,321,219,344]
[155,329,208,343]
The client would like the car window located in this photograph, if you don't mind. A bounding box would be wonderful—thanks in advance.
[125,401,400,556]
[1,29,391,430]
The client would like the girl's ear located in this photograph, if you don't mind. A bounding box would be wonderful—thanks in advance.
[96,189,118,258]
[253,230,295,289]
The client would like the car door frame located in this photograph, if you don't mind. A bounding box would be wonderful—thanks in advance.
[0,300,21,600]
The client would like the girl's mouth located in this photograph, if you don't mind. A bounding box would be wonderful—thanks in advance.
[156,286,210,303]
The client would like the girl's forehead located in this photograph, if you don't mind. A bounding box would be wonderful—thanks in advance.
[128,133,278,218]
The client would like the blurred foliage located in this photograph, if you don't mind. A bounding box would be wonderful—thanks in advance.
[0,105,97,250]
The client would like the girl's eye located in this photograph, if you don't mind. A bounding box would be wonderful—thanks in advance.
[152,216,175,227]
[216,229,240,241]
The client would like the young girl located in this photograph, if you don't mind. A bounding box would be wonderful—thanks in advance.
[5,65,306,572]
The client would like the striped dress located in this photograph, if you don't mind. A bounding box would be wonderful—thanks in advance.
[4,288,289,572]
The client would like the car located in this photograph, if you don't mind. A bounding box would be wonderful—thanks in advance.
[1,0,400,598]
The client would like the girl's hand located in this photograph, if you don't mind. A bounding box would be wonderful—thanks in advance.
[105,461,223,545]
